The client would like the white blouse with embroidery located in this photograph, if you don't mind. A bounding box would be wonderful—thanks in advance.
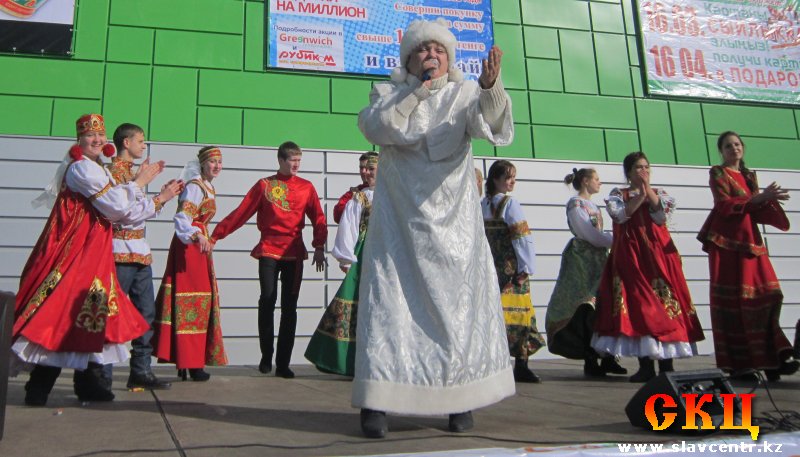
[174,179,215,244]
[605,187,675,226]
[481,193,535,275]
[332,188,373,269]
[566,197,612,249]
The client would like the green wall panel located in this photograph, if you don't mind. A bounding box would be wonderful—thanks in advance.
[150,67,198,142]
[110,0,244,34]
[636,99,675,165]
[523,26,560,59]
[527,58,563,92]
[0,96,51,136]
[560,30,598,94]
[621,0,637,35]
[154,30,243,70]
[52,99,102,137]
[706,136,800,170]
[508,89,531,124]
[533,125,605,161]
[494,24,527,90]
[0,57,102,99]
[494,1,521,24]
[332,79,373,115]
[107,27,154,64]
[701,104,797,139]
[245,2,265,72]
[590,2,625,34]
[199,71,329,112]
[521,0,591,30]
[530,92,636,129]
[669,102,710,166]
[102,64,152,136]
[472,138,495,157]
[198,107,242,145]
[594,33,632,96]
[244,110,368,151]
[500,124,535,158]
[605,129,641,162]
[74,0,110,61]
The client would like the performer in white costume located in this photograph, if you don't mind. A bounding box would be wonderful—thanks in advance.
[354,18,516,438]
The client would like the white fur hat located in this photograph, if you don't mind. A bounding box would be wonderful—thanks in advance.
[391,18,463,83]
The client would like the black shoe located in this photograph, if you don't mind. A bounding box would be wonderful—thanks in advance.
[24,382,49,407]
[629,358,656,383]
[513,359,541,383]
[275,367,295,379]
[448,411,474,433]
[127,372,172,390]
[258,358,272,374]
[583,359,606,378]
[658,358,674,374]
[778,359,799,376]
[188,368,211,382]
[76,387,115,402]
[360,409,387,438]
[74,363,115,402]
[601,357,628,375]
[765,369,781,382]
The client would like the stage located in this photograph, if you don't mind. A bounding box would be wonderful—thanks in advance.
[1,356,798,456]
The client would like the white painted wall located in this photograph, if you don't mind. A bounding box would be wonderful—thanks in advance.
[1,135,798,366]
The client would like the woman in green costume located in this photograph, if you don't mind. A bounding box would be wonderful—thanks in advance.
[545,168,627,377]
[304,153,377,376]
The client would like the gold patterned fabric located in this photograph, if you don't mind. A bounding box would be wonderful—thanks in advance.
[113,228,145,240]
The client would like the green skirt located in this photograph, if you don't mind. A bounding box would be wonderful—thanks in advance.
[304,238,364,376]
[545,238,609,359]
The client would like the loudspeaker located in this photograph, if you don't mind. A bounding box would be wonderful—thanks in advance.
[625,369,738,433]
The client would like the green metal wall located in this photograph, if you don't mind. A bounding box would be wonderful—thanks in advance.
[1,0,798,168]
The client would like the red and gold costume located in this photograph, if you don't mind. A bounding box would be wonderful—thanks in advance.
[13,156,153,369]
[211,174,327,258]
[333,183,368,224]
[152,177,227,369]
[698,166,792,371]
[592,187,704,359]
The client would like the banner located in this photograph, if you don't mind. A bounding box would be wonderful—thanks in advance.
[267,0,494,80]
[0,0,75,55]
[637,0,800,105]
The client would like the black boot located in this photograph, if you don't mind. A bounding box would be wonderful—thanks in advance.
[629,357,656,383]
[188,368,211,382]
[73,362,115,402]
[583,355,605,377]
[513,358,541,383]
[360,409,387,438]
[658,358,674,374]
[601,356,628,375]
[25,365,61,407]
[448,411,474,432]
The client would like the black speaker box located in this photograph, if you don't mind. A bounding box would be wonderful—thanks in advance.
[626,369,738,433]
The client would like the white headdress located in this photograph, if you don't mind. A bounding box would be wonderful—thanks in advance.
[391,18,464,84]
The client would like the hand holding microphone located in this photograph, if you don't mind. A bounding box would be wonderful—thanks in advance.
[421,59,440,84]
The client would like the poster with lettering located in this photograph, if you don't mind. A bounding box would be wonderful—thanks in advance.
[638,0,800,105]
[0,0,75,55]
[267,0,494,80]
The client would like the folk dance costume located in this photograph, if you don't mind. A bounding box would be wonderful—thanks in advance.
[546,198,612,360]
[152,154,227,373]
[105,156,168,387]
[211,171,327,374]
[481,194,545,369]
[305,188,373,376]
[698,166,795,375]
[354,20,515,417]
[13,114,153,404]
[333,183,368,224]
[592,188,704,361]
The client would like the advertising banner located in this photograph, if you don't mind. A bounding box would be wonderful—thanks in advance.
[0,0,75,55]
[267,0,494,80]
[637,0,800,105]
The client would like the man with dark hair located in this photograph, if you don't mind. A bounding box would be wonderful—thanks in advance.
[105,122,175,390]
[332,152,375,224]
[211,141,327,378]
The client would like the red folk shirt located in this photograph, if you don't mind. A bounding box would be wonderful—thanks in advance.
[211,173,327,260]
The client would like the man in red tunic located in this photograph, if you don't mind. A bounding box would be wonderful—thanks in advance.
[332,152,372,224]
[211,141,327,378]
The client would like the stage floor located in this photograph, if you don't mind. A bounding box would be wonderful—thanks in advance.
[1,355,798,457]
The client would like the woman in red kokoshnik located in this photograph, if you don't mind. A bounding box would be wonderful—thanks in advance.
[698,131,799,381]
[152,147,228,381]
[13,114,180,406]
[592,151,704,382]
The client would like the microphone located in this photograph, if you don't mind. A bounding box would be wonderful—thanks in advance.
[421,60,440,81]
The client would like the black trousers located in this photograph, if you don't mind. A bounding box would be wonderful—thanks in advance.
[258,258,303,370]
